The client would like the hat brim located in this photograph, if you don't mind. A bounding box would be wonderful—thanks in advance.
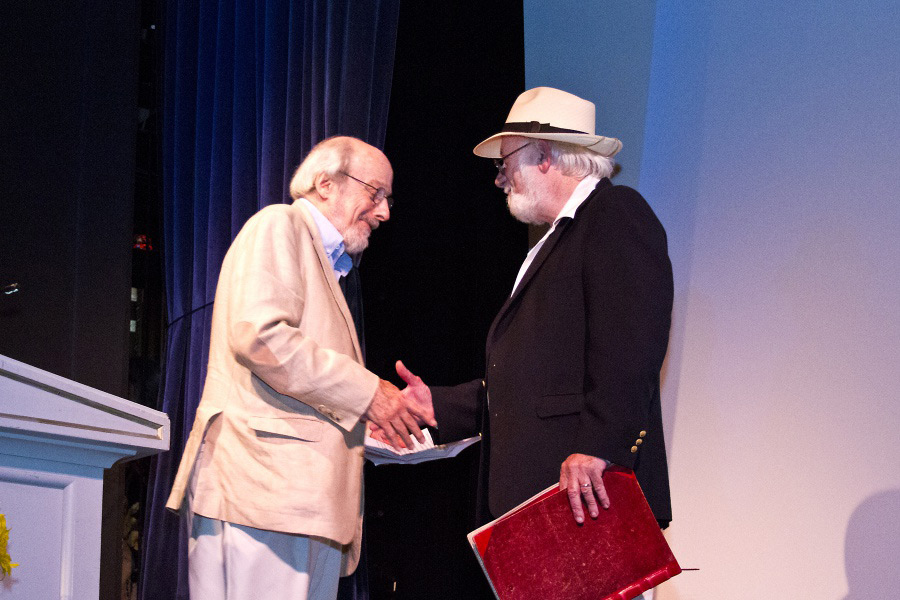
[473,131,622,159]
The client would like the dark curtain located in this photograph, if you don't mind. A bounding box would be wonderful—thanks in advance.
[140,1,400,599]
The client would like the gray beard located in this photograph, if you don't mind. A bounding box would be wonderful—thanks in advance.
[507,190,544,225]
[343,220,374,254]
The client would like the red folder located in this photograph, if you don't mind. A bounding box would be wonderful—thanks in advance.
[468,466,681,600]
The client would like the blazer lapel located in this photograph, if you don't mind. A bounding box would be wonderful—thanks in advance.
[295,202,365,362]
[484,178,610,351]
[485,215,573,348]
[511,216,573,305]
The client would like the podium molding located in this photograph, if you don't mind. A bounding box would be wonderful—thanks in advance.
[0,354,170,600]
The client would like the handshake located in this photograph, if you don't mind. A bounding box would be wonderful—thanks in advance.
[363,360,435,450]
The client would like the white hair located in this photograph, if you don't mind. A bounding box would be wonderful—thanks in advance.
[289,136,355,200]
[547,141,615,179]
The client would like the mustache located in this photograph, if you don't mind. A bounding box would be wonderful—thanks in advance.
[361,215,379,230]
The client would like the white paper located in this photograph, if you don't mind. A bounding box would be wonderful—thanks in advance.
[364,429,481,465]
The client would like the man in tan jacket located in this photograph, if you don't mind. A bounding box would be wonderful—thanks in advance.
[166,136,433,600]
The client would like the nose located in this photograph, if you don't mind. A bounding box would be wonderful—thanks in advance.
[372,200,390,222]
[494,169,508,189]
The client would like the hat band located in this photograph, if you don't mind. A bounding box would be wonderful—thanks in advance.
[501,121,589,135]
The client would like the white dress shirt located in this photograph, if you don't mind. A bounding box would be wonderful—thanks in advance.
[511,176,601,295]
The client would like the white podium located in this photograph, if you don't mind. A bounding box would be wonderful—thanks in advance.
[0,354,170,599]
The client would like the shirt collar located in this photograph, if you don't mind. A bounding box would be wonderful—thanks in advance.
[300,198,353,278]
[509,176,602,296]
[553,175,601,225]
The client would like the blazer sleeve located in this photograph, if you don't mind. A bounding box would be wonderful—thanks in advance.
[224,207,378,432]
[572,185,673,468]
[431,378,485,443]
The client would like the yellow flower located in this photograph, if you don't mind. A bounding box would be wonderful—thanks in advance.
[0,513,19,578]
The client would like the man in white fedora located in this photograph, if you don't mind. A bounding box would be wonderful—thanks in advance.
[398,87,673,597]
[166,136,435,600]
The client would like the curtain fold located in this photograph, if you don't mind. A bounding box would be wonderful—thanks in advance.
[140,2,399,598]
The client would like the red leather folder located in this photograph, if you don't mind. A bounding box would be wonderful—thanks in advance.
[468,466,681,600]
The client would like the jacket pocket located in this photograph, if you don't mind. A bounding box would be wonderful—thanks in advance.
[535,393,584,418]
[248,416,324,442]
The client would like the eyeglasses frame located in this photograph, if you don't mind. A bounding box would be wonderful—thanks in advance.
[492,142,533,173]
[339,171,394,209]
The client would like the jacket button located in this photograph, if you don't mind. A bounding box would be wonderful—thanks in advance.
[635,439,643,446]
[639,430,647,438]
[631,446,638,453]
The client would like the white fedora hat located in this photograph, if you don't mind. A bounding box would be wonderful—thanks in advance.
[473,87,622,158]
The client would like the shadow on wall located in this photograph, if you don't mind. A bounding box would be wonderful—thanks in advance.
[842,489,900,599]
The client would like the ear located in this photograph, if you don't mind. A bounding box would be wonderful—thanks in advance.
[536,140,553,173]
[314,171,336,200]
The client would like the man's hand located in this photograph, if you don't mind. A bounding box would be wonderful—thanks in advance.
[364,362,437,450]
[364,379,425,450]
[366,361,437,449]
[395,360,436,428]
[559,453,610,524]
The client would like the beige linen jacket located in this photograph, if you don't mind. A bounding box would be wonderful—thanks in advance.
[165,200,379,574]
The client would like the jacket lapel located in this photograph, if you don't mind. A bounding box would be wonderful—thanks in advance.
[485,215,573,349]
[511,217,573,305]
[294,202,365,362]
[484,178,610,351]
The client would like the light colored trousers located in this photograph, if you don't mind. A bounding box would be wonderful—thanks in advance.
[187,438,342,600]
[188,514,342,600]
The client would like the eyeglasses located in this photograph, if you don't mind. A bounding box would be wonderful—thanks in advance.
[340,171,394,209]
[493,142,532,172]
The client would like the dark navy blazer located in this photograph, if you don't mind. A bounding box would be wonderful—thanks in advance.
[432,178,674,527]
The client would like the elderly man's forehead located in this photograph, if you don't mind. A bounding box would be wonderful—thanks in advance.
[345,148,392,192]
[356,146,391,172]
[349,141,382,162]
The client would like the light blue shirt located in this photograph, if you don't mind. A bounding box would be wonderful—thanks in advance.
[300,198,353,280]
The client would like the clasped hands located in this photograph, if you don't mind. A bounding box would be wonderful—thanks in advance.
[364,360,435,450]
[365,362,611,525]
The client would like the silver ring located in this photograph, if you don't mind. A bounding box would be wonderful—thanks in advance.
[581,483,592,488]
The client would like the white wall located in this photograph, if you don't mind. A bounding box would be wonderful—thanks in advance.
[524,1,900,597]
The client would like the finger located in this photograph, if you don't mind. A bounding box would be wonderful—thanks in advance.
[592,478,611,510]
[400,411,425,444]
[406,400,437,428]
[566,485,587,524]
[581,483,600,519]
[559,469,569,492]
[395,360,418,386]
[368,424,391,445]
[417,411,437,429]
[382,424,404,450]
[393,419,415,449]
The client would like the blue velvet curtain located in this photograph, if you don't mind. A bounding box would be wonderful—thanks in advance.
[140,1,399,598]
